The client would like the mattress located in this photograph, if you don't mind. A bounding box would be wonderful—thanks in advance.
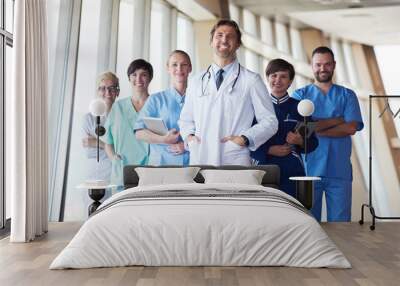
[50,183,351,269]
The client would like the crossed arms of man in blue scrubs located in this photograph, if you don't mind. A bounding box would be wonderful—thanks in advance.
[315,116,358,137]
[292,46,364,222]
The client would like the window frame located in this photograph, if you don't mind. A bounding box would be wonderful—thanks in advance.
[0,0,14,234]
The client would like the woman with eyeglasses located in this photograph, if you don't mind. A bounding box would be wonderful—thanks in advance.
[134,50,192,166]
[102,59,151,187]
[82,71,120,182]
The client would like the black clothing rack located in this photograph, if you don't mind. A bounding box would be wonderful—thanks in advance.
[360,95,400,230]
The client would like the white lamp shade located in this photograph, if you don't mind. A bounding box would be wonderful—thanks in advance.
[297,99,315,117]
[89,98,107,117]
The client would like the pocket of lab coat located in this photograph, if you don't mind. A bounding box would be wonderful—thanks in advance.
[223,140,250,165]
[188,141,200,165]
[224,140,244,152]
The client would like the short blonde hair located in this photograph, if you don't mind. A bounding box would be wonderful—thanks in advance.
[167,50,192,66]
[96,71,119,89]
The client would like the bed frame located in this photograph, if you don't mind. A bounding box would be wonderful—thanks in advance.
[123,165,280,189]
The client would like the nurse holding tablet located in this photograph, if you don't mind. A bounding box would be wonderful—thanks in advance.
[134,50,192,166]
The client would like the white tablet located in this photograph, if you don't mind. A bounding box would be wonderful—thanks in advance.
[142,117,168,135]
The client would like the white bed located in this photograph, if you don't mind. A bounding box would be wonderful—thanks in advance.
[50,183,351,269]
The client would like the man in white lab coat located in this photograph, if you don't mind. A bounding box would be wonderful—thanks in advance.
[179,19,278,166]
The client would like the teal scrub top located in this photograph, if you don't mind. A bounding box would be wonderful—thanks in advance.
[134,88,189,166]
[103,97,149,186]
[292,84,364,181]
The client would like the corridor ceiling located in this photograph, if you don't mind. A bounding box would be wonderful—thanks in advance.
[233,0,400,45]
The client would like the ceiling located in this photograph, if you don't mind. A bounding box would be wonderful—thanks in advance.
[232,0,400,45]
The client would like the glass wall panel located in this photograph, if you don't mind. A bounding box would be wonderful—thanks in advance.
[0,26,3,228]
[342,41,360,87]
[149,0,171,93]
[45,0,200,221]
[229,3,241,27]
[0,36,3,229]
[261,58,269,82]
[375,45,400,136]
[290,27,306,62]
[116,0,136,98]
[260,17,274,46]
[294,75,309,90]
[275,22,290,54]
[244,49,260,73]
[5,0,13,33]
[5,44,11,220]
[2,0,14,230]
[242,9,257,36]
[176,13,196,72]
[47,0,61,110]
[330,38,348,84]
[63,0,102,221]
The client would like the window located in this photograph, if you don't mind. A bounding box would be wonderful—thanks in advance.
[275,22,290,54]
[63,0,103,221]
[116,0,136,97]
[244,49,260,73]
[260,17,274,46]
[149,0,172,93]
[242,8,257,37]
[5,0,12,33]
[47,0,62,99]
[176,13,196,72]
[261,58,269,82]
[1,0,14,234]
[229,3,241,27]
[4,44,11,221]
[46,0,199,221]
[375,45,400,136]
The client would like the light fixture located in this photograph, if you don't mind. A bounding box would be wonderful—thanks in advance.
[297,99,315,164]
[311,0,361,5]
[89,98,107,162]
[290,99,318,210]
[297,99,315,117]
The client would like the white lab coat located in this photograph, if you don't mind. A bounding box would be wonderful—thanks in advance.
[179,60,278,166]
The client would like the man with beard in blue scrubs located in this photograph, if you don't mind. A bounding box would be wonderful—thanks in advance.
[292,46,364,222]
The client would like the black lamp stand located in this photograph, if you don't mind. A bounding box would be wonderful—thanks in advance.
[87,116,106,216]
[95,116,106,162]
[292,115,315,210]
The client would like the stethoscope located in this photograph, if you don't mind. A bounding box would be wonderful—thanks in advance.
[201,64,241,96]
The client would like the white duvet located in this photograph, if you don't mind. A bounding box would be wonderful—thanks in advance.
[50,183,351,269]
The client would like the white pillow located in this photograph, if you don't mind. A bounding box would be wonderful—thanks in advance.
[200,169,266,185]
[135,167,201,186]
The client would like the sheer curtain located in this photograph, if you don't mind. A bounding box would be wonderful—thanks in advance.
[10,0,48,242]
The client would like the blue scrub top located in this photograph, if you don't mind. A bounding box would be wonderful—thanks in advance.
[134,88,189,166]
[292,84,364,181]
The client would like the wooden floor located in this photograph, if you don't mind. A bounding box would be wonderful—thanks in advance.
[0,222,399,286]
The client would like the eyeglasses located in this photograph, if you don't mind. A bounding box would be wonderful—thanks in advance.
[98,85,119,93]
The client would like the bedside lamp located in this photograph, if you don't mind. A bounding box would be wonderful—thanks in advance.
[89,98,107,162]
[297,99,315,164]
[297,99,314,116]
[291,99,319,210]
[84,98,108,216]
